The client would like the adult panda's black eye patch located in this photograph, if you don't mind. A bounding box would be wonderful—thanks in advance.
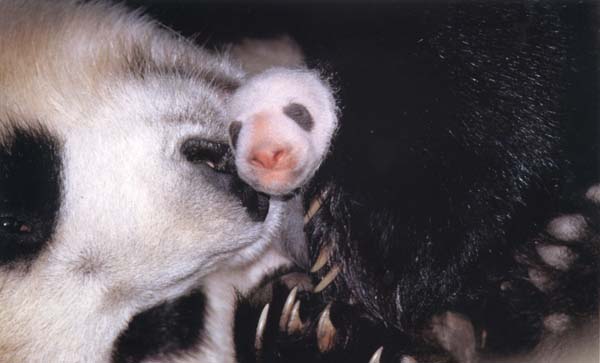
[0,216,32,234]
[0,126,62,266]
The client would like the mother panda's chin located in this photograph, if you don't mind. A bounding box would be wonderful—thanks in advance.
[227,197,288,268]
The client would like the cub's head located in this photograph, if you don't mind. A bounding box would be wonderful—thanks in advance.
[0,3,281,357]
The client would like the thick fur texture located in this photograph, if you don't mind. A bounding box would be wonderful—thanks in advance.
[228,67,338,197]
[1,1,598,363]
[0,1,305,362]
[220,2,599,363]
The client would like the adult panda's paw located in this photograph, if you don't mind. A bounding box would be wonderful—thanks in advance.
[234,267,455,363]
[479,183,600,356]
[227,68,338,196]
[524,183,599,304]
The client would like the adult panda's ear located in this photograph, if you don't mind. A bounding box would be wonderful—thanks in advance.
[0,126,62,267]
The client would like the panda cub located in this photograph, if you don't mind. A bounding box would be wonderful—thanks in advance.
[226,68,338,270]
[227,68,338,197]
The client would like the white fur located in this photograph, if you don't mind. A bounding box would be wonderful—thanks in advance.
[228,68,338,195]
[0,1,290,362]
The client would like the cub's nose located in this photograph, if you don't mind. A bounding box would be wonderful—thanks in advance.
[248,144,295,171]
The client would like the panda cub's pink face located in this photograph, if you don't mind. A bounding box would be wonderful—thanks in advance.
[227,68,338,196]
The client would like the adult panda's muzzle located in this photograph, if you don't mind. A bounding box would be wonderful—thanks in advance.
[180,137,270,222]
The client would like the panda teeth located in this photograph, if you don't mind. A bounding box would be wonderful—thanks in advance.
[310,244,332,273]
[368,346,384,363]
[255,303,270,352]
[279,286,298,331]
[316,303,336,353]
[313,265,340,293]
[287,300,305,334]
[205,161,216,169]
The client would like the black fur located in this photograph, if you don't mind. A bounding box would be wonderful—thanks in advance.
[124,1,598,361]
[224,2,598,362]
[181,137,270,221]
[229,121,242,150]
[0,126,62,267]
[283,103,314,132]
[112,289,207,363]
[181,138,233,173]
[299,0,580,331]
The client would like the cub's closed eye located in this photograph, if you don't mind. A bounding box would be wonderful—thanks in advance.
[180,138,233,173]
[0,216,32,234]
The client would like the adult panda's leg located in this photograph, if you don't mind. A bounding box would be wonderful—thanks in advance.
[233,183,600,363]
[422,184,600,362]
[473,182,599,362]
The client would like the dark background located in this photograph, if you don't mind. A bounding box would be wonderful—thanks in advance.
[126,0,599,192]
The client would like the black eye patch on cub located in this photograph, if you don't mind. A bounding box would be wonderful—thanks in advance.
[0,126,62,267]
[283,103,314,132]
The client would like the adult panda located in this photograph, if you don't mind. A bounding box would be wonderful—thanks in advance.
[0,1,597,363]
[0,1,338,362]
[199,2,598,363]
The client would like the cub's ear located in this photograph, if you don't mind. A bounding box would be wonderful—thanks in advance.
[230,35,306,76]
[0,127,62,266]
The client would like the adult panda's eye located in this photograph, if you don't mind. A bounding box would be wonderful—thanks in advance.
[0,216,32,234]
[180,138,234,174]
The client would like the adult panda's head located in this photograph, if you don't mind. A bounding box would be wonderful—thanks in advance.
[0,1,284,360]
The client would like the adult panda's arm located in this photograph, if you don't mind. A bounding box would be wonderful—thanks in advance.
[233,182,600,363]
